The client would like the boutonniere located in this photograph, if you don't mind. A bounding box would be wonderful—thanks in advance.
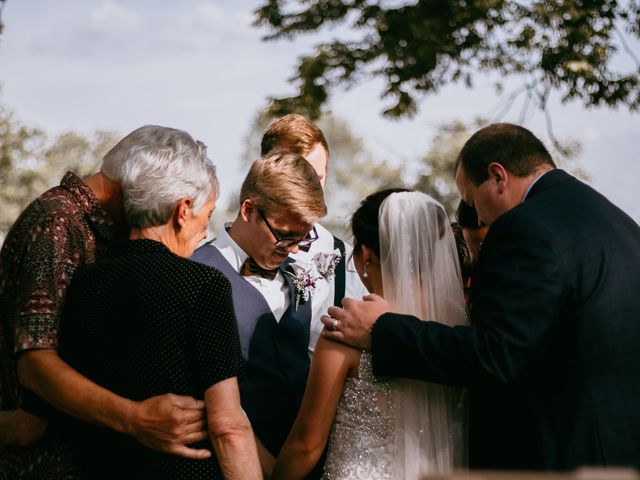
[313,249,342,281]
[287,261,318,310]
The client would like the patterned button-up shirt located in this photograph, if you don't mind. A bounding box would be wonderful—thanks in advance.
[0,171,114,410]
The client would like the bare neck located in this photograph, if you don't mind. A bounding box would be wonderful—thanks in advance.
[84,172,125,233]
[227,217,252,256]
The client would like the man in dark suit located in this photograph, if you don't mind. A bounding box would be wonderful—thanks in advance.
[322,123,640,470]
[191,151,327,477]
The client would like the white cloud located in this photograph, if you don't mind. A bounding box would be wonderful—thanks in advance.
[194,2,255,36]
[581,127,600,142]
[196,3,225,25]
[90,1,142,32]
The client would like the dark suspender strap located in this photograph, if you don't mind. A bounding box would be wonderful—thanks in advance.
[333,235,346,307]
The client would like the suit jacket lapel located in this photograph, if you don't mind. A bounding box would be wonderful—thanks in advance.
[280,258,297,307]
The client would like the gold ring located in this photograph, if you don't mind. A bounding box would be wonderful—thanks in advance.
[332,319,339,331]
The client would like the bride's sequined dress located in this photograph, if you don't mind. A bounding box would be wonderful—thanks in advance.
[322,352,396,480]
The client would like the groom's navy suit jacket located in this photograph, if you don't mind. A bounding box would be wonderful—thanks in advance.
[191,244,311,456]
[371,169,640,470]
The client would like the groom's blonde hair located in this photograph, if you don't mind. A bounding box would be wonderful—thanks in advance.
[240,151,327,224]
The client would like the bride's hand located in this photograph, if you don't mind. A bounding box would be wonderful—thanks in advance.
[321,294,391,350]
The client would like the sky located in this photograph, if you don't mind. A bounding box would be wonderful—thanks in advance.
[1,0,639,221]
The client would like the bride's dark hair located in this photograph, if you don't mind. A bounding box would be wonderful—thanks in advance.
[351,187,411,256]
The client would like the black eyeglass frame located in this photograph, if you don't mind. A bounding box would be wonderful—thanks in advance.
[258,208,318,252]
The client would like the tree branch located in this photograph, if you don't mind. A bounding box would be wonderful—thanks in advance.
[254,0,640,118]
[615,25,640,69]
[0,0,6,36]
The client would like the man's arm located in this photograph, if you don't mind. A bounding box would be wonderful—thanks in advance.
[370,216,565,387]
[325,217,565,388]
[0,409,46,446]
[17,349,210,459]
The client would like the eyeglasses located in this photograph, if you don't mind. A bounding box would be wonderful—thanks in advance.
[258,209,318,252]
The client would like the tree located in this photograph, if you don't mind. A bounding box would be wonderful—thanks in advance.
[0,101,47,235]
[254,0,640,119]
[413,120,477,215]
[0,100,118,239]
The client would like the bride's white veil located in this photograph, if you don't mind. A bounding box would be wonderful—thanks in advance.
[378,191,468,477]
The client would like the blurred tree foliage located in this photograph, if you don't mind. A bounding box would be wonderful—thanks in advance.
[0,0,5,37]
[254,0,640,119]
[0,100,118,239]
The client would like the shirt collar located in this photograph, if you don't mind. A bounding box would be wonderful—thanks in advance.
[110,238,171,256]
[522,170,552,202]
[213,227,249,274]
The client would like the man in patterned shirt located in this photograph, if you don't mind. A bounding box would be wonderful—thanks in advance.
[0,126,210,478]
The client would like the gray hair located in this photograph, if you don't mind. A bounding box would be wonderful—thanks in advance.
[117,125,218,229]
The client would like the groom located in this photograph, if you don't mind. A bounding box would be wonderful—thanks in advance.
[191,151,326,475]
[323,123,640,470]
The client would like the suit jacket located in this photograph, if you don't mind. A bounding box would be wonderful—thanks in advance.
[191,244,312,455]
[371,170,640,470]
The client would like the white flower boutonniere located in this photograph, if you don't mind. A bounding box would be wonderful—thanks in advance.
[287,261,318,310]
[313,249,342,281]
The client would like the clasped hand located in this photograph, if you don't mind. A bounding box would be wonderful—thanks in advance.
[131,394,210,460]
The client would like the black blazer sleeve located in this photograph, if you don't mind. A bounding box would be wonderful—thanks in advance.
[371,208,565,388]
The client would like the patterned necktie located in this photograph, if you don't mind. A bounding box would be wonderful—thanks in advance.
[241,257,279,280]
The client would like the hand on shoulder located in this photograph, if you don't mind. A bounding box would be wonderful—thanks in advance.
[321,294,390,350]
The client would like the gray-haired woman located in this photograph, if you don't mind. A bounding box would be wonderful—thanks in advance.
[56,125,260,479]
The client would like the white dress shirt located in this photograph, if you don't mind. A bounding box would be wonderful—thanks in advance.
[290,222,368,355]
[213,228,290,322]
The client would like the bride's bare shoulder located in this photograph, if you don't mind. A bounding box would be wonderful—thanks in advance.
[315,335,362,377]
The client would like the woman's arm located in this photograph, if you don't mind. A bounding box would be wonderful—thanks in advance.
[205,376,261,479]
[272,336,360,480]
[17,349,210,459]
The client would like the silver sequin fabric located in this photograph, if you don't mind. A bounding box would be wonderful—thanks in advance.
[322,352,395,480]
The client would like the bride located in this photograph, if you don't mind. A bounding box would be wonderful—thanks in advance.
[272,189,468,479]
